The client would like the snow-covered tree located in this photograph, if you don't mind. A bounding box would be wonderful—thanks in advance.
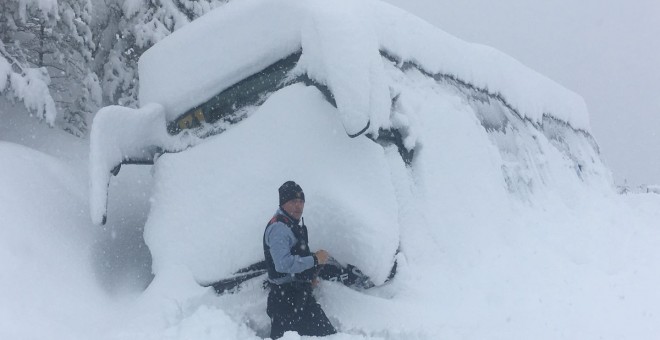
[0,0,101,136]
[1,41,57,125]
[93,0,227,108]
[1,0,230,135]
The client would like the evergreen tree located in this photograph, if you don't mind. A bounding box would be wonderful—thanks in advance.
[0,0,101,136]
[1,0,229,136]
[94,0,227,109]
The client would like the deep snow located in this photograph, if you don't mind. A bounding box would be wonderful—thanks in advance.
[139,0,590,136]
[3,0,660,339]
[145,85,399,285]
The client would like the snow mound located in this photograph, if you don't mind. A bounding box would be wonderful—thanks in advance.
[144,84,400,285]
[0,142,108,339]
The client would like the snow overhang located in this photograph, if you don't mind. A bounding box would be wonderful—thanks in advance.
[139,0,590,138]
[89,104,184,225]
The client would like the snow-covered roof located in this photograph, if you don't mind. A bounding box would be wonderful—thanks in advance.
[138,0,307,127]
[139,0,590,136]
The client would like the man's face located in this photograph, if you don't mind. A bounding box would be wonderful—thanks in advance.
[282,198,305,220]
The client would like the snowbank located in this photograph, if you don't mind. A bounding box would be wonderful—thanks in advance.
[0,142,109,339]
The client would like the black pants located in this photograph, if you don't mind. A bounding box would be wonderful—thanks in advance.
[266,282,336,339]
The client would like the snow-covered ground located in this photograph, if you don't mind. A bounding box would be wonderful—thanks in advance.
[2,0,660,339]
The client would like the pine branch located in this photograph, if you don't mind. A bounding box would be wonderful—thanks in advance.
[43,63,67,73]
[0,44,25,73]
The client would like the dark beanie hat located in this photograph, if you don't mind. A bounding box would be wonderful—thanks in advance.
[279,181,305,206]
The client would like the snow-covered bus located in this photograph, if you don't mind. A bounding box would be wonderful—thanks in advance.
[89,2,606,334]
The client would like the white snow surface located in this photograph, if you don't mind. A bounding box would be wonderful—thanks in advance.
[6,0,660,339]
[133,75,658,339]
[138,0,304,123]
[89,103,183,225]
[145,85,399,285]
[0,128,111,339]
[139,0,589,137]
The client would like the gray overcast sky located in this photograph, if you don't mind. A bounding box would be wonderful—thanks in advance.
[383,0,660,186]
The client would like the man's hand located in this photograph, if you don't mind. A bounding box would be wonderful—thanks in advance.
[315,250,330,265]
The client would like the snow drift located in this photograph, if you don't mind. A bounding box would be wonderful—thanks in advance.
[0,140,109,339]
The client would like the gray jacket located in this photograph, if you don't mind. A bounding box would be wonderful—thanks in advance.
[264,209,315,284]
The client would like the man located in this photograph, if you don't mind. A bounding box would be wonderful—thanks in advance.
[263,181,337,339]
